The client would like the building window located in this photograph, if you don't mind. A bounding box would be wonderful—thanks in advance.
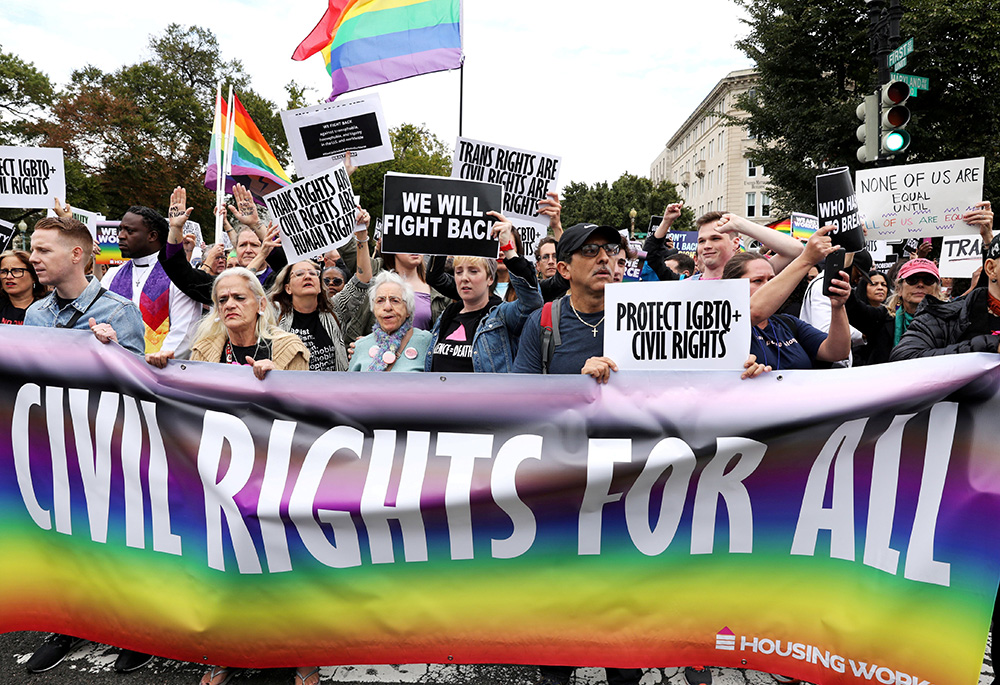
[707,201,713,212]
[746,126,756,140]
[761,194,771,216]
[707,170,713,190]
[746,192,756,217]
[747,159,757,177]
[708,140,714,158]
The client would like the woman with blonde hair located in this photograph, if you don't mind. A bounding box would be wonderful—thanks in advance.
[147,267,308,380]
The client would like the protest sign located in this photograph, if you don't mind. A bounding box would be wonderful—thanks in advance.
[866,240,898,272]
[0,147,65,209]
[263,162,358,263]
[622,240,646,282]
[182,220,205,248]
[46,205,103,240]
[604,280,750,370]
[0,219,16,251]
[281,94,393,177]
[856,157,985,240]
[791,212,819,241]
[512,220,546,262]
[940,234,983,278]
[452,137,561,224]
[5,325,998,685]
[95,221,124,266]
[815,168,864,252]
[382,173,503,258]
[667,230,699,254]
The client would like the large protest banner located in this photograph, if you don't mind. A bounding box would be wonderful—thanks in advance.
[281,94,394,177]
[2,326,1000,685]
[857,158,985,240]
[382,173,503,257]
[0,146,66,209]
[264,162,358,262]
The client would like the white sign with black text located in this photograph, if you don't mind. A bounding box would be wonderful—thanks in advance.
[281,94,393,177]
[452,137,561,224]
[856,157,984,240]
[604,280,751,371]
[0,146,66,209]
[46,205,103,240]
[940,234,984,278]
[263,162,358,263]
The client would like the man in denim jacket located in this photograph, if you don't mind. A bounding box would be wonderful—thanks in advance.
[25,216,144,355]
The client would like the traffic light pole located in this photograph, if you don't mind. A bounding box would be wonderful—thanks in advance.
[863,0,906,166]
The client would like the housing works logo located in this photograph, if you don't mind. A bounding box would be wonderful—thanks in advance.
[713,628,933,685]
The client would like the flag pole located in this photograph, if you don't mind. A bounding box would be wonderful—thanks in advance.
[224,86,236,179]
[214,81,225,244]
[458,64,464,138]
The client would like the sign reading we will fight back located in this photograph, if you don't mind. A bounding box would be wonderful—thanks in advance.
[382,173,503,258]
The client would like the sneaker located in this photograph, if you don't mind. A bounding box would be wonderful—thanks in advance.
[25,633,84,673]
[684,667,713,685]
[114,649,154,673]
[773,676,799,684]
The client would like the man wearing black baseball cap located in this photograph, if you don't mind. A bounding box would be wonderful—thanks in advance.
[513,223,628,382]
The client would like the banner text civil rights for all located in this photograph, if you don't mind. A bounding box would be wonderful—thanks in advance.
[2,326,1000,685]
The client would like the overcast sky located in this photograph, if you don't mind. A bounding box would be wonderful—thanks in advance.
[2,0,754,190]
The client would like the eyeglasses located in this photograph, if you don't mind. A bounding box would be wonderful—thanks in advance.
[904,274,938,286]
[537,254,557,262]
[576,243,622,258]
[0,268,27,278]
[374,295,404,306]
[291,269,320,279]
[323,277,345,286]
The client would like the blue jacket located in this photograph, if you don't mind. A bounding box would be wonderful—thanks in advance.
[24,277,145,355]
[425,267,543,373]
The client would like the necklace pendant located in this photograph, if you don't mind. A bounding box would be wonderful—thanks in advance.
[593,328,598,338]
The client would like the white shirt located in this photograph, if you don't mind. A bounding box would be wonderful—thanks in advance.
[101,252,202,358]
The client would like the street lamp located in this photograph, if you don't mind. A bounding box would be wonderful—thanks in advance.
[629,208,637,239]
[17,220,27,250]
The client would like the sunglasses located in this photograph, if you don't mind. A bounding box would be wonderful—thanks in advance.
[323,277,345,286]
[576,243,622,258]
[904,274,938,286]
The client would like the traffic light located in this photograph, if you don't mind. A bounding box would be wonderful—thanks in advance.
[856,94,879,163]
[879,80,911,156]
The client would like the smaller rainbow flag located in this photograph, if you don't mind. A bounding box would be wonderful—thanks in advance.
[767,216,792,237]
[293,0,463,100]
[204,91,291,202]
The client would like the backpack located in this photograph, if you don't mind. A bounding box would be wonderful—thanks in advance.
[539,296,564,374]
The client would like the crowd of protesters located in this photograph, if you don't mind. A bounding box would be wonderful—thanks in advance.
[6,173,996,685]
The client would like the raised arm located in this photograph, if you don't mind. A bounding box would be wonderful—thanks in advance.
[717,213,805,272]
[749,225,837,325]
[226,183,267,240]
[537,192,562,240]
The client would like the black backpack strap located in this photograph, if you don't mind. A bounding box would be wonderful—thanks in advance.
[59,287,108,330]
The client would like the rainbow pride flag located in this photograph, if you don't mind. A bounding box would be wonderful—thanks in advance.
[767,216,792,237]
[293,0,464,99]
[204,91,291,201]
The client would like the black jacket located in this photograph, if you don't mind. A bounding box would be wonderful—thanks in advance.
[889,288,1000,361]
[844,285,895,365]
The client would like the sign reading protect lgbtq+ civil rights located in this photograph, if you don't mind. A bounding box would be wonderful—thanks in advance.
[0,146,65,209]
[264,162,358,263]
[452,137,561,261]
[604,280,751,371]
[280,93,393,177]
[856,157,985,240]
[382,173,503,258]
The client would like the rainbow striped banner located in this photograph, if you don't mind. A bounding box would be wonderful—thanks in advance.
[2,325,1000,685]
[293,0,463,99]
[204,91,291,201]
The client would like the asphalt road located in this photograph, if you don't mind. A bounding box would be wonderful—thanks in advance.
[0,631,993,685]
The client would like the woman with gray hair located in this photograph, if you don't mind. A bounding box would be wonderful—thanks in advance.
[147,266,309,380]
[348,270,432,372]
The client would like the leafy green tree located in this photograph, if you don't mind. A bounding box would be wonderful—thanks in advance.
[0,45,54,145]
[350,123,453,219]
[734,0,1000,215]
[561,173,691,236]
[21,24,288,225]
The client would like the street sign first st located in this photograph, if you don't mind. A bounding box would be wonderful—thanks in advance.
[889,38,914,68]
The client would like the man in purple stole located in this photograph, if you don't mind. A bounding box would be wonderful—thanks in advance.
[101,206,202,358]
